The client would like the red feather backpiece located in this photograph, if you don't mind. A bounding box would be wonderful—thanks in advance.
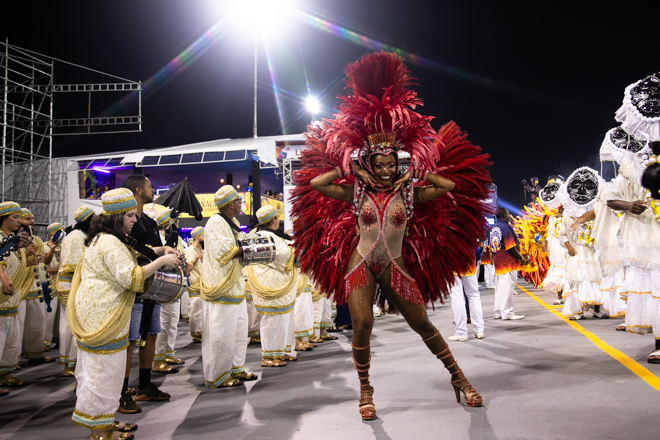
[291,121,493,311]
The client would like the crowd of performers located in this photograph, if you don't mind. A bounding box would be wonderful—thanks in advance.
[0,181,342,440]
[3,52,658,437]
[511,70,660,365]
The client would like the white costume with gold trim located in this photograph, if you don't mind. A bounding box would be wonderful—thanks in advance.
[154,232,182,362]
[184,244,203,339]
[18,235,48,360]
[200,214,248,386]
[68,233,145,430]
[0,232,30,376]
[248,230,297,361]
[56,229,86,369]
[43,242,61,348]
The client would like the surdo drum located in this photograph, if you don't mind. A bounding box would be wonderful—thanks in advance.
[138,259,186,305]
[239,235,276,265]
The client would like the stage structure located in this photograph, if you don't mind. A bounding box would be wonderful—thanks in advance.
[0,40,142,232]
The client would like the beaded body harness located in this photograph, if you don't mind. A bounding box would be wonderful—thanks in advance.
[345,185,423,305]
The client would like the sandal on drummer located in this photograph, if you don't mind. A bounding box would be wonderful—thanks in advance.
[165,357,185,365]
[218,378,244,388]
[261,359,287,367]
[295,342,313,351]
[0,389,8,396]
[320,334,338,340]
[152,361,179,374]
[232,371,258,381]
[284,355,297,362]
[112,421,138,433]
[90,429,134,440]
[0,375,29,387]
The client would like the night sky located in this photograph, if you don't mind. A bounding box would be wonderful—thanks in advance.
[2,0,659,210]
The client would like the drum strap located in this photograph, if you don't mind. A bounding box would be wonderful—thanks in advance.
[124,236,159,260]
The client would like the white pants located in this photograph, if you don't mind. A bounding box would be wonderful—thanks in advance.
[450,274,484,336]
[293,292,314,339]
[58,303,78,367]
[155,300,180,361]
[484,264,496,288]
[180,291,190,319]
[259,311,292,360]
[189,295,203,337]
[44,296,59,345]
[0,314,21,375]
[73,344,126,430]
[201,299,248,387]
[493,271,517,319]
[20,299,47,359]
[247,298,261,339]
[313,297,332,337]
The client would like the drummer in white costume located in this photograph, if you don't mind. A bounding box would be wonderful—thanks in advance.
[152,206,185,373]
[0,201,31,393]
[184,226,204,343]
[56,207,96,377]
[293,271,315,351]
[68,188,180,440]
[248,205,298,367]
[43,222,64,351]
[200,185,256,387]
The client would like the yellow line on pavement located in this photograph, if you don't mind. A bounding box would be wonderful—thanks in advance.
[517,284,660,393]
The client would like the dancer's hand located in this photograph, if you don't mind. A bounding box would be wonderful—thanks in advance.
[570,216,580,231]
[393,169,411,193]
[566,244,577,257]
[628,201,648,215]
[354,166,377,187]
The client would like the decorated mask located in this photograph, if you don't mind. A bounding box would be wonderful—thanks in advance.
[566,168,599,206]
[540,182,562,204]
[610,126,646,153]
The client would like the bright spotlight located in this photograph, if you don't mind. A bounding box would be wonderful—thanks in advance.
[229,0,292,36]
[305,96,320,115]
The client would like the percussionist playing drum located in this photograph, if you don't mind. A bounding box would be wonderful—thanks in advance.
[199,185,257,387]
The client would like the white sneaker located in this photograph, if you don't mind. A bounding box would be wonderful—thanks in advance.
[448,334,468,342]
[503,314,525,320]
[473,332,485,339]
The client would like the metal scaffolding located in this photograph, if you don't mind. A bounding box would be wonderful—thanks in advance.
[1,40,142,229]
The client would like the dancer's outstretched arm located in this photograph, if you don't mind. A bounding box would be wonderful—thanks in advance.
[311,165,375,203]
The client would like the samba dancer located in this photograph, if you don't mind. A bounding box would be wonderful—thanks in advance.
[56,206,95,377]
[0,202,31,393]
[184,226,204,343]
[200,185,256,387]
[293,53,491,419]
[558,167,604,320]
[67,188,181,440]
[613,73,660,361]
[248,205,298,366]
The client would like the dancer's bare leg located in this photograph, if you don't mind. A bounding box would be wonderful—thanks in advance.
[378,257,482,406]
[346,250,378,419]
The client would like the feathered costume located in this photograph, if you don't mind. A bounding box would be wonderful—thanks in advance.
[512,202,552,288]
[291,52,492,312]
